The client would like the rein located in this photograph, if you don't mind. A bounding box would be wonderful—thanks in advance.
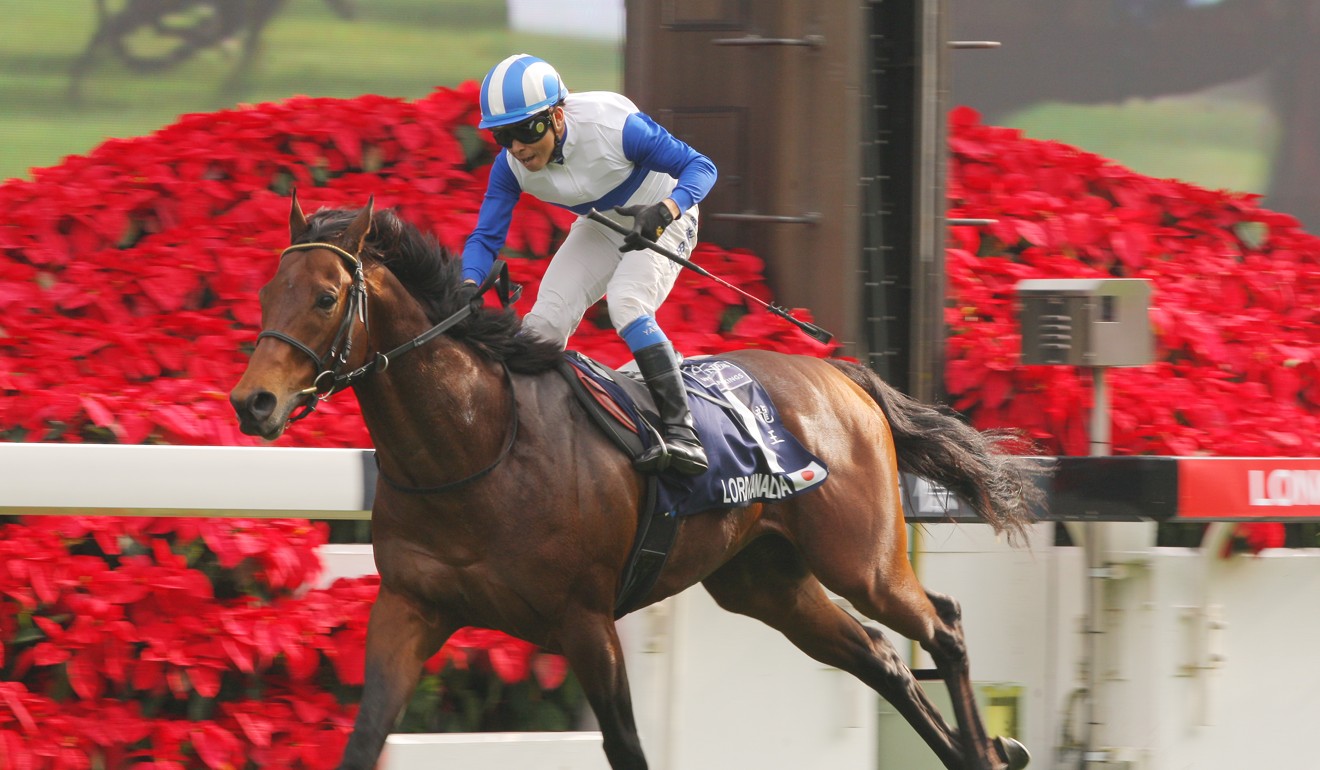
[255,240,522,493]
[258,242,516,420]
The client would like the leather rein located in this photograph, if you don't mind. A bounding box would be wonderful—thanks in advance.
[256,241,521,494]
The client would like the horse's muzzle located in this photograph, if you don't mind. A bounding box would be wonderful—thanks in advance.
[230,388,287,439]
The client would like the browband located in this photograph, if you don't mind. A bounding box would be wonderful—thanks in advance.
[281,242,360,265]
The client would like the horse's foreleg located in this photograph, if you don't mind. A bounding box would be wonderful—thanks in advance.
[336,585,453,770]
[557,612,647,770]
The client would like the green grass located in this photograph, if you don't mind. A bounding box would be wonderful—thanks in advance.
[1002,91,1278,195]
[1,0,622,181]
[8,1,1277,197]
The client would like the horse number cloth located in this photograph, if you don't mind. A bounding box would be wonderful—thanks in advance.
[566,356,829,517]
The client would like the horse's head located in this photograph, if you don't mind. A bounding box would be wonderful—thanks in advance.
[230,193,375,439]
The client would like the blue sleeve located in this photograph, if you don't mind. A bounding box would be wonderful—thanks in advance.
[621,112,718,214]
[461,155,522,284]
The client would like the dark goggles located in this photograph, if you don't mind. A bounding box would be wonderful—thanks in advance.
[491,112,553,148]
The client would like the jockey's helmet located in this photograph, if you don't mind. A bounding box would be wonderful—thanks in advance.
[478,54,567,129]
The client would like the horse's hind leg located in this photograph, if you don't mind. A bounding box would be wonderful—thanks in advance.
[923,587,1031,770]
[336,585,454,770]
[800,526,1026,770]
[555,610,648,769]
[702,537,965,768]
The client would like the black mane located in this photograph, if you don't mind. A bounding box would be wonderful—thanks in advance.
[298,206,563,374]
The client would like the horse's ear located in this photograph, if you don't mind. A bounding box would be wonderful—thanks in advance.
[343,196,374,255]
[289,189,310,242]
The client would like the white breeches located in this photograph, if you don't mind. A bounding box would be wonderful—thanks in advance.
[522,206,700,349]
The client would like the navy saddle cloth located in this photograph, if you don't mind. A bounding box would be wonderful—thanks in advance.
[562,352,829,516]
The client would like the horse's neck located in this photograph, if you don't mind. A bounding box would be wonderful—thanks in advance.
[356,279,508,488]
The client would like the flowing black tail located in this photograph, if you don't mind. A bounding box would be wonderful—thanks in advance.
[828,360,1045,543]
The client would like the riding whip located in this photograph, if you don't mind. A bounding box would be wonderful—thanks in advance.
[586,209,835,345]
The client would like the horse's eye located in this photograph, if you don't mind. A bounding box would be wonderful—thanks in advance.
[316,293,337,310]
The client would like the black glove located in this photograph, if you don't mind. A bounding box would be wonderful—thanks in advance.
[614,202,674,252]
[458,280,481,309]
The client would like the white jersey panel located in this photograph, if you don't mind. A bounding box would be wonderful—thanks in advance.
[502,92,678,211]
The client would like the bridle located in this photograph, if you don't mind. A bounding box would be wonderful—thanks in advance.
[257,242,370,421]
[255,240,522,494]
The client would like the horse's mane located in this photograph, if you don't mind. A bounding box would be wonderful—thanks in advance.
[298,206,563,374]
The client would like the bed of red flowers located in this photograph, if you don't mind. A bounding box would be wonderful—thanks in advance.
[944,106,1319,457]
[0,516,576,769]
[0,84,1315,767]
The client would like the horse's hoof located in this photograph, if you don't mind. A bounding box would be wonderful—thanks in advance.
[994,736,1030,769]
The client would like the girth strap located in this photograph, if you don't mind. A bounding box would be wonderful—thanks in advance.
[614,478,677,619]
[555,354,680,618]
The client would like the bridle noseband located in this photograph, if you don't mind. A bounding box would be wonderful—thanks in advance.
[255,240,521,494]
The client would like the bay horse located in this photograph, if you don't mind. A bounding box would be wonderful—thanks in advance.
[229,196,1041,770]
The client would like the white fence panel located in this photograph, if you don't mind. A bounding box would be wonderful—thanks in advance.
[383,732,607,769]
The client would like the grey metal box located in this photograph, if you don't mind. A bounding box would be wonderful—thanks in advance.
[1016,279,1154,367]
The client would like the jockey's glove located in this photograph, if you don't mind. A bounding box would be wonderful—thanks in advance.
[615,201,674,252]
[458,280,481,309]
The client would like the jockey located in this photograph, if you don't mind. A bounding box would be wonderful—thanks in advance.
[461,54,718,477]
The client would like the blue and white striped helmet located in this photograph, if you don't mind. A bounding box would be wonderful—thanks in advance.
[478,54,567,129]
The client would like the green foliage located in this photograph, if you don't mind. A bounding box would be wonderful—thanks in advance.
[1,0,621,181]
[397,666,586,733]
[1003,91,1278,196]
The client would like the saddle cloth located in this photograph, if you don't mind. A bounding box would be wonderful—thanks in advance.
[562,352,829,516]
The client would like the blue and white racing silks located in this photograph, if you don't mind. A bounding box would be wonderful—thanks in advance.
[460,91,718,284]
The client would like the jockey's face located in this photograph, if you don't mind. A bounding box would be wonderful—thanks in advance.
[503,106,563,173]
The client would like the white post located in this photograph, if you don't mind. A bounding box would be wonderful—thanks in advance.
[1081,366,1110,764]
[1090,366,1111,458]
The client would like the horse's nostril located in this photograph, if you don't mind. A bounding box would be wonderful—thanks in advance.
[246,390,277,420]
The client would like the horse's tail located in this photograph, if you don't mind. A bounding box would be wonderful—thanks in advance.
[827,359,1043,543]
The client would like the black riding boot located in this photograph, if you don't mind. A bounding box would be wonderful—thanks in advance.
[633,341,709,476]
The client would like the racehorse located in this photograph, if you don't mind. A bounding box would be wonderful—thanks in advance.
[229,196,1042,770]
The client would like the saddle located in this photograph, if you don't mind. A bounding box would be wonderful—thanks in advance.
[556,351,829,617]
